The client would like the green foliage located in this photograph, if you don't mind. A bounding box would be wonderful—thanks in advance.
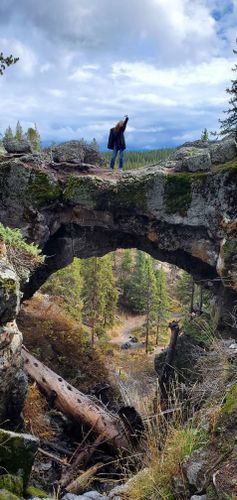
[104,148,175,171]
[218,40,237,136]
[81,254,118,344]
[41,258,83,320]
[155,266,170,344]
[27,124,41,151]
[165,174,192,216]
[0,223,41,257]
[0,52,19,75]
[3,126,14,142]
[201,128,209,141]
[176,271,194,308]
[15,121,24,141]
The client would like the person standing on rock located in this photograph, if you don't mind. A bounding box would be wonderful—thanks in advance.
[107,115,129,170]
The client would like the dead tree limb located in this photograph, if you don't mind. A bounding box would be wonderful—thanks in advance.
[159,321,180,410]
[22,348,129,450]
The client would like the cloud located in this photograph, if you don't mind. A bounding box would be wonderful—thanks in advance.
[0,0,236,149]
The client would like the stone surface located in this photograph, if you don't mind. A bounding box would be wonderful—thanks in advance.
[0,428,39,486]
[0,260,20,324]
[62,493,108,500]
[3,139,33,154]
[171,147,211,172]
[0,136,236,336]
[190,496,207,500]
[182,448,210,491]
[0,489,21,500]
[0,323,27,424]
[52,141,106,167]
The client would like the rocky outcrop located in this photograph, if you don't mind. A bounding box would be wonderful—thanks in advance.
[3,139,33,154]
[0,136,236,333]
[166,135,237,172]
[52,141,107,167]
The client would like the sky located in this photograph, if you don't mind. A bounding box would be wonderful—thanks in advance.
[0,0,237,150]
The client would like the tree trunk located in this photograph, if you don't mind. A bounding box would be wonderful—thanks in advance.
[159,321,180,410]
[199,285,203,314]
[22,348,129,450]
[155,317,160,346]
[190,278,195,313]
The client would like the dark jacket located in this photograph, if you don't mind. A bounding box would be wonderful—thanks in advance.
[107,117,129,150]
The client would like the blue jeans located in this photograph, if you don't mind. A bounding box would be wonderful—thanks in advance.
[110,146,124,169]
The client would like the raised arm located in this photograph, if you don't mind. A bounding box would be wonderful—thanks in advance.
[122,115,129,131]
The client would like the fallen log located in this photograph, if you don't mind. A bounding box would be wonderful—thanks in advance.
[22,348,129,450]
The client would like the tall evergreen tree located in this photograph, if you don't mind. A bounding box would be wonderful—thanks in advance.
[119,249,133,300]
[101,254,118,328]
[3,126,14,141]
[27,124,41,151]
[81,257,106,346]
[218,40,237,137]
[41,258,83,320]
[143,256,158,353]
[201,128,209,141]
[155,266,169,345]
[15,121,24,141]
[126,250,147,313]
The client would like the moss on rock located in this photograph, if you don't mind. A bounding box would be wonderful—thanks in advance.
[25,486,48,498]
[28,172,61,206]
[164,174,192,216]
[0,476,23,496]
[222,384,237,415]
[0,489,21,500]
[0,429,39,487]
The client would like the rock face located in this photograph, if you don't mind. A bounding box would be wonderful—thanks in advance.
[154,334,205,383]
[3,138,33,154]
[0,137,236,335]
[0,428,39,486]
[52,140,107,167]
[166,135,237,172]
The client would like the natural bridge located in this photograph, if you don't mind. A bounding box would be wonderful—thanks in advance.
[0,138,237,423]
[0,138,237,331]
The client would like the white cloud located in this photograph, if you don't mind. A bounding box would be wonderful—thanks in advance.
[0,0,236,149]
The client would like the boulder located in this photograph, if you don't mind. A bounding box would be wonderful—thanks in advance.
[182,448,210,491]
[0,323,27,424]
[0,428,39,486]
[3,139,33,154]
[0,261,20,325]
[171,147,211,172]
[52,141,106,167]
[209,137,237,164]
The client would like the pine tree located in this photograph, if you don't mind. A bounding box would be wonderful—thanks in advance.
[27,124,41,151]
[201,128,209,141]
[0,52,19,75]
[101,254,118,328]
[126,250,147,313]
[41,258,83,320]
[218,40,237,137]
[15,121,24,141]
[155,266,169,345]
[3,126,14,141]
[143,256,158,353]
[90,138,99,151]
[81,257,105,346]
[119,249,133,301]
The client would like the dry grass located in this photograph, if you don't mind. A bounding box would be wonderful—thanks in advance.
[18,294,119,397]
[23,384,55,440]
